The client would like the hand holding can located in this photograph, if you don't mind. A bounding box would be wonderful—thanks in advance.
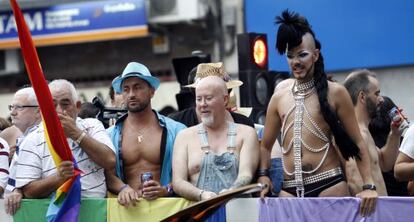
[141,172,153,184]
[388,107,409,132]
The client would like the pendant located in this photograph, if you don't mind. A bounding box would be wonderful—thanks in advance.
[137,135,143,143]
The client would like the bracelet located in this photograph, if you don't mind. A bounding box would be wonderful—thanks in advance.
[164,183,174,197]
[199,190,205,201]
[76,131,87,144]
[257,168,270,177]
[362,184,377,191]
[119,184,129,193]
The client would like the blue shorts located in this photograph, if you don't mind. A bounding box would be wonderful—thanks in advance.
[269,157,283,196]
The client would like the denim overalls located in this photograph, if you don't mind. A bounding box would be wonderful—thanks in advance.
[196,122,238,193]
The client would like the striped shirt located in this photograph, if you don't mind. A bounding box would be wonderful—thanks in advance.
[16,118,115,198]
[6,124,40,193]
[0,137,10,194]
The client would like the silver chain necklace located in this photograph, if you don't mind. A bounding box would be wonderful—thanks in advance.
[294,79,315,94]
[292,78,315,197]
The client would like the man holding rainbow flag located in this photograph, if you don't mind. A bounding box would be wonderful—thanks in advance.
[9,0,116,221]
[15,79,116,199]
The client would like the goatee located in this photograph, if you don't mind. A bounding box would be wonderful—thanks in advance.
[127,100,150,113]
[201,116,214,127]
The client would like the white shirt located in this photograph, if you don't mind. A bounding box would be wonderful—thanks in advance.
[6,124,40,193]
[16,118,115,197]
[400,124,414,159]
[0,137,10,193]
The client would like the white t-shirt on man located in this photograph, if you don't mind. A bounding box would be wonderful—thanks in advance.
[400,124,414,159]
[16,118,115,198]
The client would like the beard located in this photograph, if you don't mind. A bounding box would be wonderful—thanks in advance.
[201,115,214,127]
[127,99,150,113]
[366,97,378,119]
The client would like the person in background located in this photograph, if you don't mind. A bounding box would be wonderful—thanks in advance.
[0,117,11,132]
[408,181,414,196]
[109,85,124,108]
[394,122,414,186]
[107,85,126,127]
[78,102,100,119]
[343,69,402,196]
[2,87,41,215]
[0,137,9,197]
[0,126,21,163]
[159,106,177,117]
[369,96,409,196]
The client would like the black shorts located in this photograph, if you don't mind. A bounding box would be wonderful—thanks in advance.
[282,174,345,197]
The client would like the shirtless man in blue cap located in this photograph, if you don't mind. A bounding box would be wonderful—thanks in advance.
[106,62,186,207]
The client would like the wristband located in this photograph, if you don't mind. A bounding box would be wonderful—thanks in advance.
[119,184,129,193]
[76,131,87,144]
[257,168,270,177]
[164,183,174,197]
[362,184,376,191]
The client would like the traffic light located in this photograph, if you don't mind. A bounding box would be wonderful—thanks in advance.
[237,33,289,124]
[247,70,290,124]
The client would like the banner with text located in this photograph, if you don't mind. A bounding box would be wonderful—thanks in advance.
[0,0,147,49]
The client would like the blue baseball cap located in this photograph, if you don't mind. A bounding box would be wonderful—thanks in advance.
[112,62,160,93]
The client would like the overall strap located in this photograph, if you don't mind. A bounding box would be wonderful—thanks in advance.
[197,124,210,153]
[227,122,237,153]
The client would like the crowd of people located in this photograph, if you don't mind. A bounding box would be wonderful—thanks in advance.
[0,9,413,219]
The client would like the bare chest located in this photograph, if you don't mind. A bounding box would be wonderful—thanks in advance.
[365,134,379,165]
[121,126,162,166]
[279,93,331,143]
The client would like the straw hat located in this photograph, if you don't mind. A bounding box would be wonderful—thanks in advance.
[226,90,252,117]
[184,62,243,89]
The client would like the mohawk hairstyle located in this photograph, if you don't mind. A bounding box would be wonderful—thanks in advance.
[275,10,315,55]
[275,9,360,160]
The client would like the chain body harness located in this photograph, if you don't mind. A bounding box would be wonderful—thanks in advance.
[280,79,330,197]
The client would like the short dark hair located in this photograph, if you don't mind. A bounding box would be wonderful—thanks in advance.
[0,117,11,131]
[344,69,377,105]
[79,102,100,119]
[187,66,198,85]
[109,86,115,100]
[369,96,396,147]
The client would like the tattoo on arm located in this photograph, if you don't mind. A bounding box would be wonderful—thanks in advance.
[230,176,252,189]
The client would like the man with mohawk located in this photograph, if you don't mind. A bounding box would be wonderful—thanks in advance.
[258,10,377,216]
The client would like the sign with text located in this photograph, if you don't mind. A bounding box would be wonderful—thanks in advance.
[0,0,147,49]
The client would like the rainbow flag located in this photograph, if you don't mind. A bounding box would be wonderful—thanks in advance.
[9,0,81,221]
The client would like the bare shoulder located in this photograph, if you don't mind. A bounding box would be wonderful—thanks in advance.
[174,126,197,151]
[177,125,197,138]
[270,78,294,103]
[236,123,258,138]
[328,81,348,98]
[327,81,352,107]
[274,78,294,94]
